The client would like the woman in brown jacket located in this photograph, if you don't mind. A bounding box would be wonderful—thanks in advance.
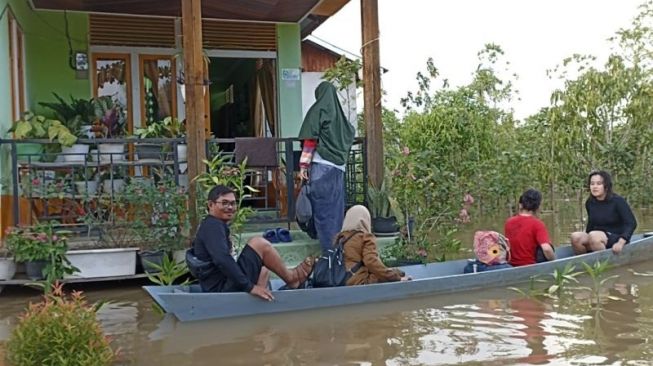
[337,205,411,286]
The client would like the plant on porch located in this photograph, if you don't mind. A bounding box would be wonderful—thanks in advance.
[3,223,78,284]
[39,93,96,139]
[10,112,77,146]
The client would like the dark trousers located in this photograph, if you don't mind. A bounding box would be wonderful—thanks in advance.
[309,163,345,254]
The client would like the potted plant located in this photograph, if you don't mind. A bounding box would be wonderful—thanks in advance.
[0,246,17,281]
[118,179,188,273]
[3,223,77,281]
[9,111,77,162]
[100,167,127,195]
[93,96,127,161]
[40,93,96,162]
[72,167,98,196]
[134,117,186,165]
[367,182,399,235]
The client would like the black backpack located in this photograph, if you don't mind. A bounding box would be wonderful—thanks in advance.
[311,231,362,288]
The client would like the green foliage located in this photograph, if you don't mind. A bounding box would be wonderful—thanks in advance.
[146,255,192,286]
[547,263,582,296]
[39,93,96,138]
[194,151,258,251]
[3,223,78,289]
[114,179,189,252]
[580,260,619,305]
[9,111,77,147]
[322,55,362,119]
[508,276,549,298]
[367,181,392,218]
[134,117,186,138]
[6,283,117,366]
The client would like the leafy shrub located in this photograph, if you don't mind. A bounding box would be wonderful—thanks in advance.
[6,283,117,366]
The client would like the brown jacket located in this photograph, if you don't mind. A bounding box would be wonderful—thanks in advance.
[339,230,404,286]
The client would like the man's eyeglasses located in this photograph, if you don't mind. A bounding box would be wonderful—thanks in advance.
[216,200,238,208]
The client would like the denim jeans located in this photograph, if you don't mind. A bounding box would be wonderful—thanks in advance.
[309,162,345,254]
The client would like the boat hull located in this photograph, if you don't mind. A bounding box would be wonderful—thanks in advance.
[144,233,653,322]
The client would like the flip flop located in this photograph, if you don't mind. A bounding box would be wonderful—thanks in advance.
[276,228,292,242]
[263,229,279,243]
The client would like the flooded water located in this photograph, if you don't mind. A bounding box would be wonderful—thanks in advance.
[1,209,653,365]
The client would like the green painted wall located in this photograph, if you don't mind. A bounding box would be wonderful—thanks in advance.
[8,0,90,114]
[276,24,303,138]
[0,0,89,194]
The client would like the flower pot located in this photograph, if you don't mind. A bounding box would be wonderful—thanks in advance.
[81,125,94,138]
[0,258,17,280]
[178,174,189,190]
[136,143,163,160]
[177,144,187,173]
[65,248,138,279]
[172,249,186,264]
[74,180,98,196]
[102,178,125,194]
[98,143,125,162]
[90,149,100,162]
[15,143,43,163]
[372,216,399,235]
[60,143,89,162]
[139,250,165,274]
[25,260,47,280]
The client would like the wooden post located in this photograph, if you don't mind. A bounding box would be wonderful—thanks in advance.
[361,0,383,188]
[182,0,207,235]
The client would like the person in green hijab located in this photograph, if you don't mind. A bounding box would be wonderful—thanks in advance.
[298,81,356,254]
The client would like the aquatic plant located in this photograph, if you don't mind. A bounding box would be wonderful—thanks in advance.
[6,283,117,366]
[580,260,620,306]
[145,255,192,286]
[547,263,582,296]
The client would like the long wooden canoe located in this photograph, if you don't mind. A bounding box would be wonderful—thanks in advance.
[144,233,653,322]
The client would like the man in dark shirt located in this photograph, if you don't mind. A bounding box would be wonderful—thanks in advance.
[571,170,637,255]
[191,185,314,301]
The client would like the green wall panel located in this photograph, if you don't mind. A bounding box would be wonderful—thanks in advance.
[6,0,90,115]
[276,24,303,138]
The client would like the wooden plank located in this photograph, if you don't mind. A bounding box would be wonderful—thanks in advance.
[182,0,207,236]
[361,0,383,188]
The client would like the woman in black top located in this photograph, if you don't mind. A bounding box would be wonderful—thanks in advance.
[570,170,637,255]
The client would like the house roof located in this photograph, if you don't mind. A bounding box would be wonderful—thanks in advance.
[303,35,389,73]
[30,0,350,31]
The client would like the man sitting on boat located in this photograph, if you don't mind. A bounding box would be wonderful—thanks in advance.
[504,189,555,266]
[187,185,315,301]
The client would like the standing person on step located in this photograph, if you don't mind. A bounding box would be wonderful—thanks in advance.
[504,189,556,266]
[189,185,314,300]
[570,170,637,255]
[298,81,356,254]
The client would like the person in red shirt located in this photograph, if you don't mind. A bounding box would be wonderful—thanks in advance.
[504,189,556,266]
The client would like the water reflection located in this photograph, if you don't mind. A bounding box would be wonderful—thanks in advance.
[2,263,653,364]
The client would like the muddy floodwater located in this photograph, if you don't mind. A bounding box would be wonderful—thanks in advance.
[1,209,652,365]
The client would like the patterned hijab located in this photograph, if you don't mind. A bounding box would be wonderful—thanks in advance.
[341,205,372,234]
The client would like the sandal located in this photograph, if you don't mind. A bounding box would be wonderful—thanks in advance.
[289,257,315,288]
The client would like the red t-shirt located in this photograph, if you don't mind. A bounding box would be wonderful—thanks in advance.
[504,214,551,266]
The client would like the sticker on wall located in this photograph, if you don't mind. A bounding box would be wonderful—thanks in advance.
[281,68,300,81]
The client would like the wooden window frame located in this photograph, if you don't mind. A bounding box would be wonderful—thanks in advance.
[8,9,25,122]
[91,53,133,135]
[138,54,177,127]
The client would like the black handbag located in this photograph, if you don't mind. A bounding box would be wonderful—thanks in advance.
[311,231,362,288]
